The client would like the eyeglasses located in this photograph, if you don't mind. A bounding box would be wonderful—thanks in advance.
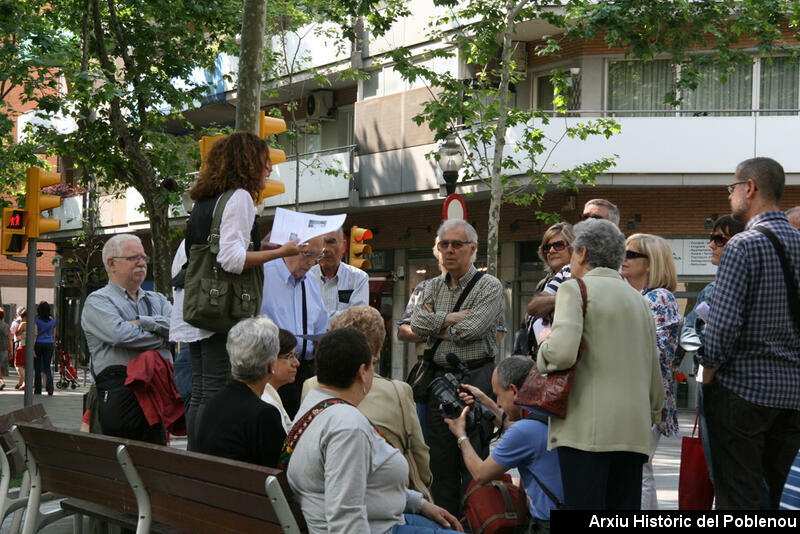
[625,250,648,260]
[437,240,473,250]
[542,240,568,253]
[299,250,324,260]
[727,181,747,195]
[112,255,150,263]
[708,233,730,247]
[580,213,604,221]
[277,349,298,360]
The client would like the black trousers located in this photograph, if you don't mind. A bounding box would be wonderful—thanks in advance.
[95,366,166,445]
[424,360,495,516]
[703,380,800,509]
[557,447,646,510]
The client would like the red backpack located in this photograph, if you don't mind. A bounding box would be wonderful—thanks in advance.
[464,474,528,534]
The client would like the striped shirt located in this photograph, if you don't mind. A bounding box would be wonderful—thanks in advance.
[543,264,571,295]
[410,265,503,366]
[701,211,800,409]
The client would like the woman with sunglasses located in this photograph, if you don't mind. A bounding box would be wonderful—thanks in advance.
[679,215,745,487]
[524,222,575,355]
[176,132,301,450]
[262,328,300,433]
[620,233,681,510]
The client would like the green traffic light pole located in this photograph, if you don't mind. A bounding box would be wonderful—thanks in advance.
[8,238,38,407]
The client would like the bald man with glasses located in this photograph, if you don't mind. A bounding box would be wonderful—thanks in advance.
[260,236,328,417]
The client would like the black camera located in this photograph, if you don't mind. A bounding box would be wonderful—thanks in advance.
[430,353,495,427]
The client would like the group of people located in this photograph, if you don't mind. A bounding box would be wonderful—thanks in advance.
[76,133,798,534]
[0,302,57,394]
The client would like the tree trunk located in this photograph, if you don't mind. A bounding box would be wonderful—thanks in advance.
[236,0,267,133]
[139,184,173,298]
[487,2,519,277]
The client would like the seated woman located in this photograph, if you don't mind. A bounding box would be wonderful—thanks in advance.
[287,328,462,533]
[302,306,432,501]
[261,328,300,433]
[195,316,286,467]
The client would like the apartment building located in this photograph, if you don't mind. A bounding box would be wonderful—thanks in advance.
[44,2,800,399]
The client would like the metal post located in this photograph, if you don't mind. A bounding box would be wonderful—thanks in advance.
[24,239,37,407]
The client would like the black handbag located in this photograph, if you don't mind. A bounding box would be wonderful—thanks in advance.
[406,272,484,403]
[183,190,264,332]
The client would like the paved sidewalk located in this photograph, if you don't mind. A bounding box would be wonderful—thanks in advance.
[0,372,697,531]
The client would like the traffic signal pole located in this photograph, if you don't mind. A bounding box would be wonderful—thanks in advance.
[23,239,37,407]
[7,239,38,407]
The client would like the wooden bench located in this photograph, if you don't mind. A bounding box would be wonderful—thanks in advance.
[0,404,60,534]
[11,423,306,534]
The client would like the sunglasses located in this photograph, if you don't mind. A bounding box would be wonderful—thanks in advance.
[708,233,729,247]
[580,214,604,221]
[625,250,648,260]
[437,240,473,250]
[542,240,568,253]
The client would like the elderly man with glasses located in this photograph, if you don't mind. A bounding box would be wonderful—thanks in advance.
[260,236,328,418]
[409,219,503,517]
[81,233,173,444]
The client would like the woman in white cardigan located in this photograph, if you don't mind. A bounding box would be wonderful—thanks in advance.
[537,218,664,510]
[261,328,299,432]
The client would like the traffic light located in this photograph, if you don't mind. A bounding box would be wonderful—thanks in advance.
[198,133,225,169]
[2,207,28,256]
[349,226,373,270]
[25,167,62,238]
[258,110,287,166]
[255,180,286,204]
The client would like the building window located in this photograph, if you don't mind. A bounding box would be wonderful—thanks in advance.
[760,56,799,115]
[682,60,753,116]
[535,75,555,110]
[607,59,675,116]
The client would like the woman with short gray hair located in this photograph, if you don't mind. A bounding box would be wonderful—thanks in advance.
[195,316,286,467]
[536,218,664,509]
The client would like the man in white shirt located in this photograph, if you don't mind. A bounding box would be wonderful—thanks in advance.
[308,228,369,319]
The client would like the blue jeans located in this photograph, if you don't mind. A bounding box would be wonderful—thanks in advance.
[187,333,230,451]
[391,514,461,533]
[33,342,54,393]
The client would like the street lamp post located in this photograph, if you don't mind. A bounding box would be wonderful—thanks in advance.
[437,133,464,196]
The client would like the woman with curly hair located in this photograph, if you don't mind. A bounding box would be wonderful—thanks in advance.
[174,131,299,450]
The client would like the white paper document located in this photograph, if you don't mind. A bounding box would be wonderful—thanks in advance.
[269,207,346,245]
[695,301,710,322]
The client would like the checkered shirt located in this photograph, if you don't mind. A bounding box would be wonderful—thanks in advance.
[410,265,503,367]
[701,211,800,409]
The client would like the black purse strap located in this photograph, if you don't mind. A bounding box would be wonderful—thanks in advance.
[754,225,800,330]
[425,271,485,360]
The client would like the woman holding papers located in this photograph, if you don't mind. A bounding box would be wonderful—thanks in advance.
[179,132,300,450]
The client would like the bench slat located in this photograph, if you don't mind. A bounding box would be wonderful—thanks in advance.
[148,491,285,534]
[60,499,186,534]
[38,465,138,515]
[0,404,51,477]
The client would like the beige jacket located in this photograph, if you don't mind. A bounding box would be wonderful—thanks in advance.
[302,376,433,501]
[537,267,664,456]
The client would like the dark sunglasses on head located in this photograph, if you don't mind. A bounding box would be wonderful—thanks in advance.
[580,213,604,221]
[625,250,648,260]
[708,233,730,247]
[543,240,568,253]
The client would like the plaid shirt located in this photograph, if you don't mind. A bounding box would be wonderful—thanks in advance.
[701,211,800,409]
[410,265,503,367]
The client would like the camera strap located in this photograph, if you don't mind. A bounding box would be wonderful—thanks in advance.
[523,413,564,509]
[424,271,485,360]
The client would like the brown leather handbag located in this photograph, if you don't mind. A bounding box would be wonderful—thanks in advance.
[515,278,587,419]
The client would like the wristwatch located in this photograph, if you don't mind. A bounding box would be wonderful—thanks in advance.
[456,435,469,447]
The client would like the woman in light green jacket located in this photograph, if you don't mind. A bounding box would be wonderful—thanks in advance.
[537,218,664,510]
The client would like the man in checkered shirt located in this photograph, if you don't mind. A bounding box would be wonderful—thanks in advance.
[700,157,800,509]
[410,219,503,516]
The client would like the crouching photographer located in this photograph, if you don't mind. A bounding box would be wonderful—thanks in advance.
[444,356,564,534]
